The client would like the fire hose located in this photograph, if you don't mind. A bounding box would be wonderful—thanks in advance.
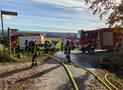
[40,54,118,90]
[105,74,118,90]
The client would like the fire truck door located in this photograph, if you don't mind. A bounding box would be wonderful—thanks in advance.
[102,31,113,48]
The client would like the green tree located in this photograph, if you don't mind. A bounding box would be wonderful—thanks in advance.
[85,0,123,27]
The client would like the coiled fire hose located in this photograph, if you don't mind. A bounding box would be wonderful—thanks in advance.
[71,63,113,90]
[105,74,118,90]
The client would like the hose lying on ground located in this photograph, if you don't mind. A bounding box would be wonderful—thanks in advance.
[105,74,118,90]
[49,55,79,90]
[40,54,113,90]
[72,63,113,90]
[40,54,79,90]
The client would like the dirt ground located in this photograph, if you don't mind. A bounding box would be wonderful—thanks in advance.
[92,51,123,90]
[0,59,73,90]
[0,53,107,90]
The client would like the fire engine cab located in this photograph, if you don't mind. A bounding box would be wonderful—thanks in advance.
[75,28,123,51]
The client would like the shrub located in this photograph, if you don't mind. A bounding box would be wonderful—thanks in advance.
[0,52,16,62]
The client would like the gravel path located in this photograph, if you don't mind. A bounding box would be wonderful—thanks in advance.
[0,59,73,90]
[30,60,73,90]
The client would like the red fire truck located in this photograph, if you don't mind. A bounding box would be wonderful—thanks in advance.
[75,28,123,51]
[64,28,123,52]
[63,33,76,50]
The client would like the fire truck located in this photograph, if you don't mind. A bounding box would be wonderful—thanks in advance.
[77,28,123,51]
[64,28,123,52]
[63,33,76,50]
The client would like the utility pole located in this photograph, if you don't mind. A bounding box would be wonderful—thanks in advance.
[1,12,5,53]
[8,28,11,55]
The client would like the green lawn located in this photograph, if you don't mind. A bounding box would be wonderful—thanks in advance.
[0,44,3,51]
[46,37,62,41]
[55,41,61,49]
[0,44,8,52]
[46,38,62,49]
[0,48,3,51]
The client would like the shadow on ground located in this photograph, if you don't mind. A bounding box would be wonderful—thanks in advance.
[15,65,61,83]
[58,72,90,90]
[0,56,51,79]
[75,72,90,90]
[0,66,31,78]
[94,62,123,79]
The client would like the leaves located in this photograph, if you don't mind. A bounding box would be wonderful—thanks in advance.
[84,0,123,27]
[93,8,98,15]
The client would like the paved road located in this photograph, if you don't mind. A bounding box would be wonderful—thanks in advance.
[55,50,113,70]
[55,51,94,69]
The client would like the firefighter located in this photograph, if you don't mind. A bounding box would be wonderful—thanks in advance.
[114,42,121,56]
[64,41,71,62]
[25,40,28,52]
[28,41,31,53]
[31,39,36,54]
[44,41,49,53]
[31,40,38,67]
[90,40,97,55]
[61,41,63,51]
[87,43,92,54]
[50,41,56,54]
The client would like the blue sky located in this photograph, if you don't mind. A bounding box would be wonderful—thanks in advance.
[0,0,108,33]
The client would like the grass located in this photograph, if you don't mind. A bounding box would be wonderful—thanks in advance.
[0,41,59,62]
[46,37,62,41]
[0,44,30,62]
[0,44,31,62]
[0,44,3,51]
[0,46,49,62]
[55,41,61,49]
[0,44,9,52]
[46,37,62,49]
[0,44,14,62]
[0,48,3,51]
[0,52,16,62]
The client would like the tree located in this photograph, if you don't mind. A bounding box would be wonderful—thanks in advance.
[85,0,123,27]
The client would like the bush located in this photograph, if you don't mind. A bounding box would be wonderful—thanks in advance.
[0,52,16,62]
